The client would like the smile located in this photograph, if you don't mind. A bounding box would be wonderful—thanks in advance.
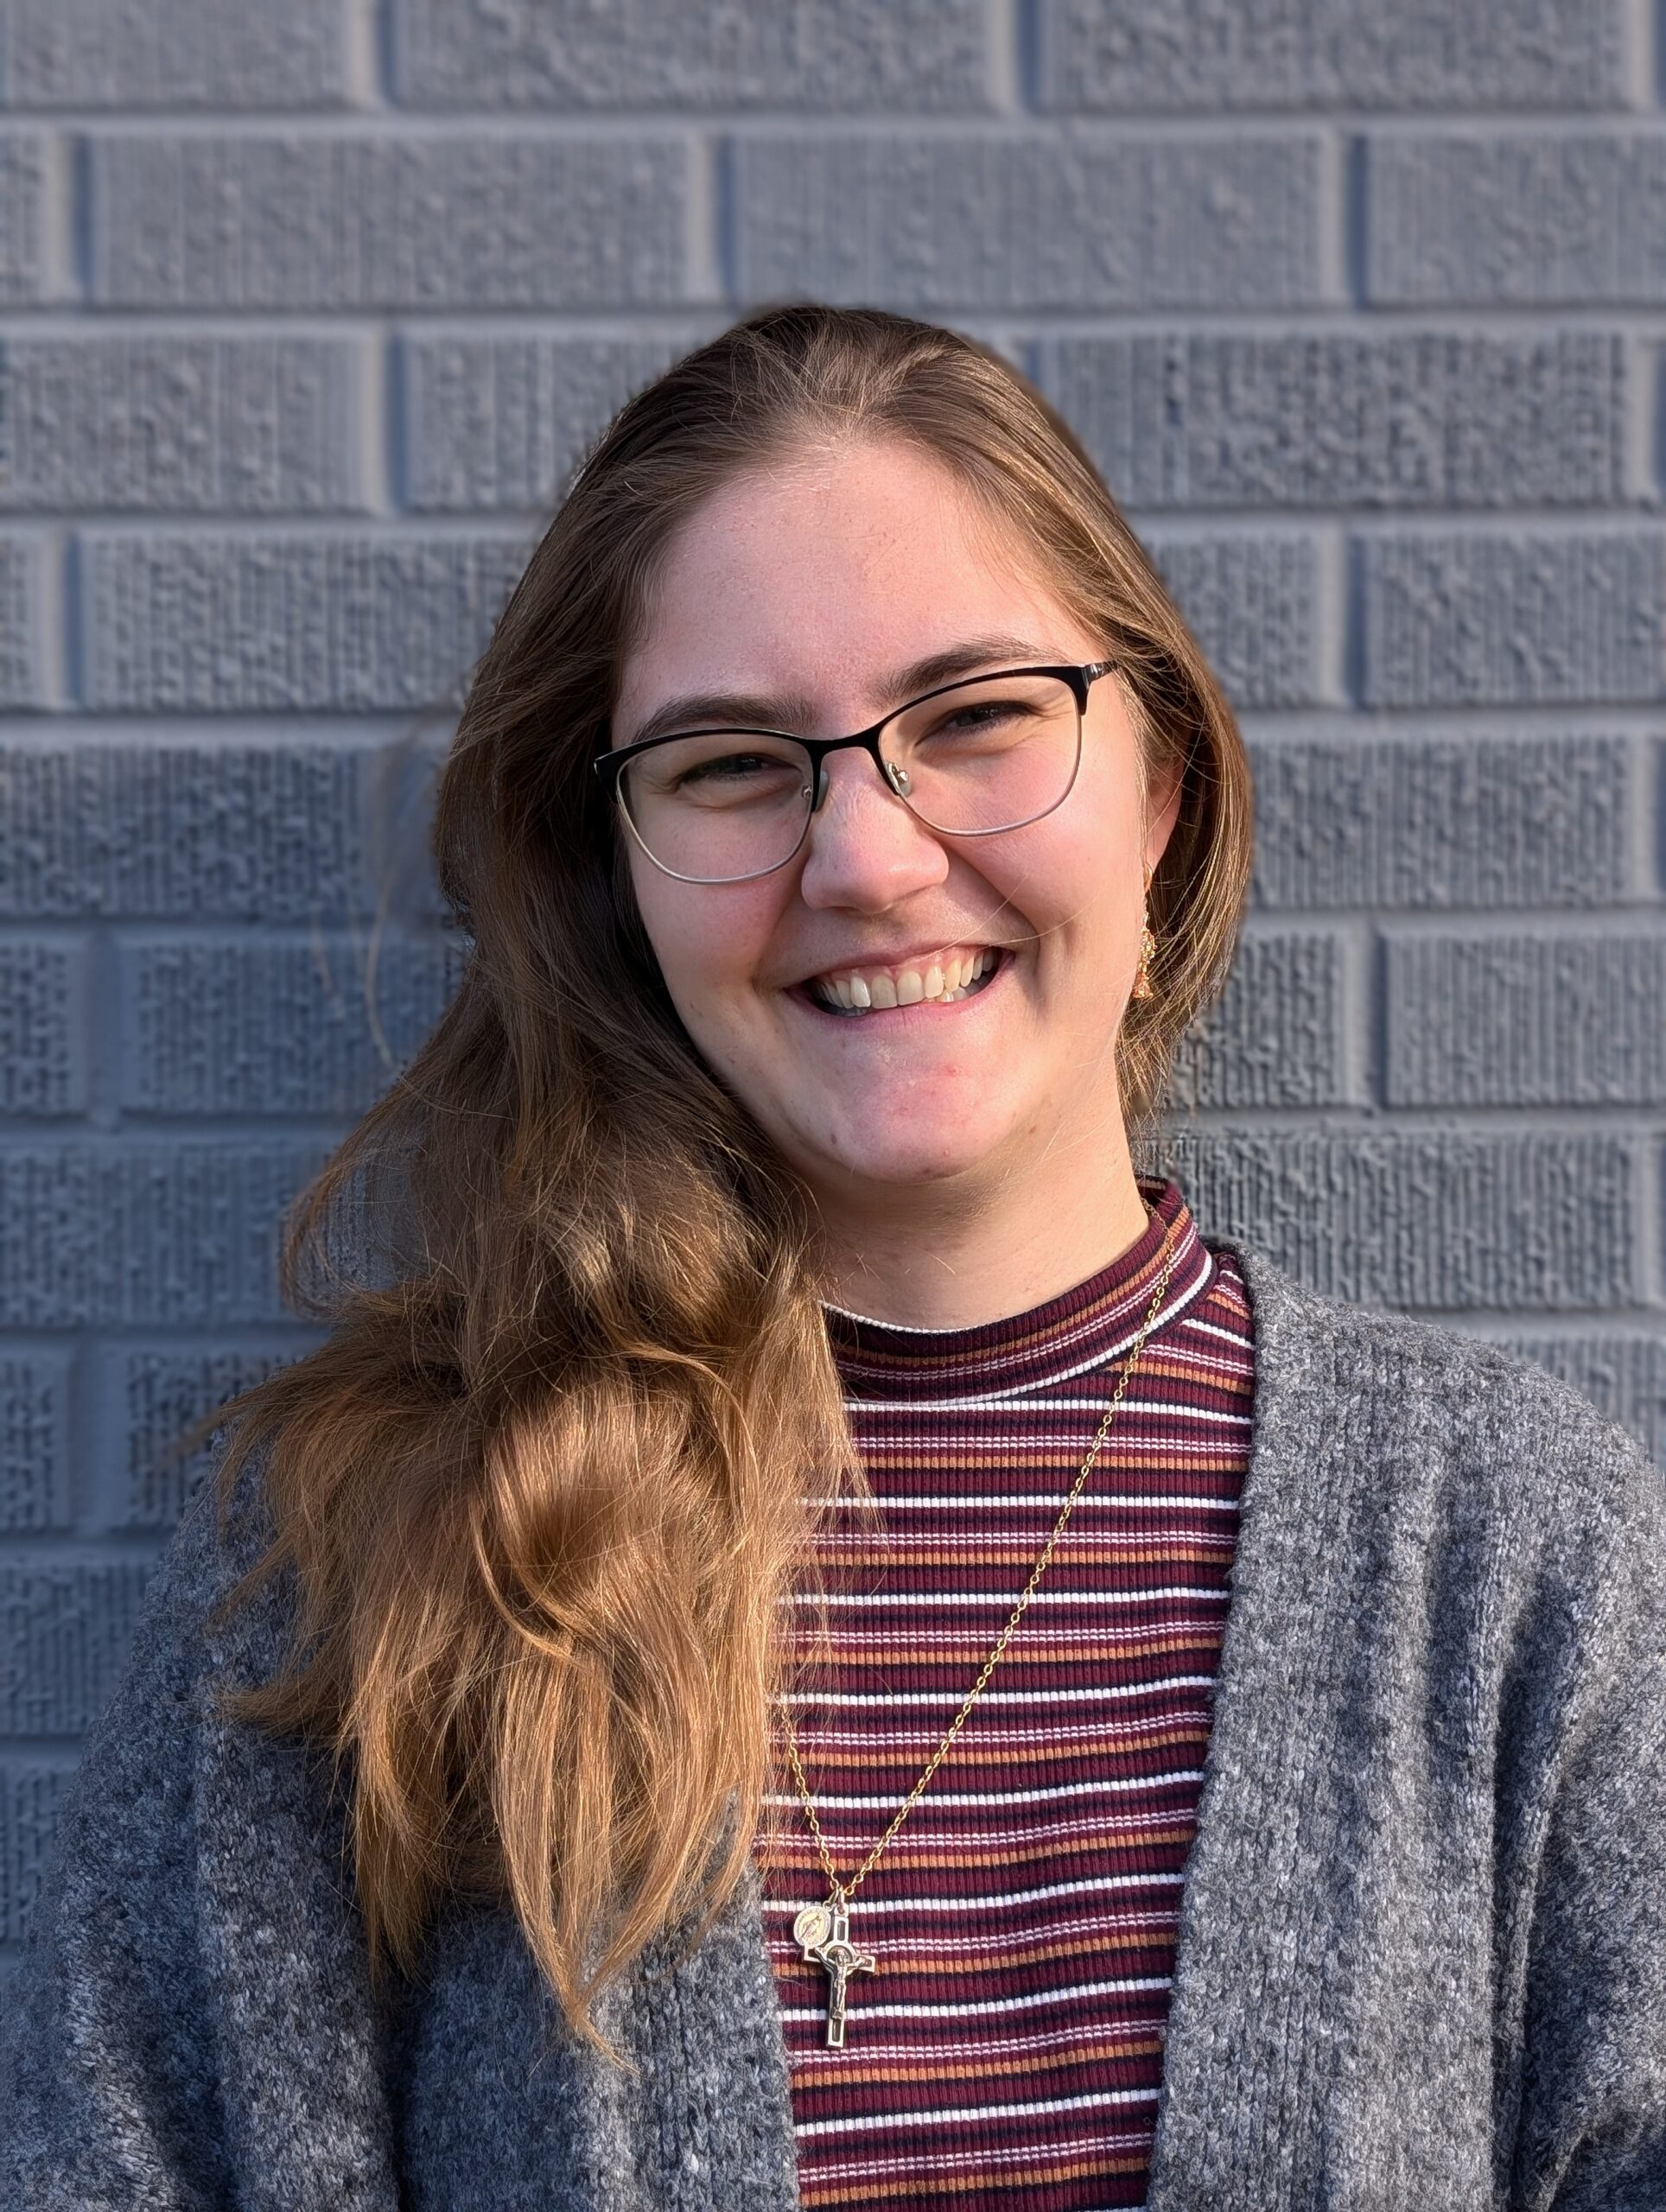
[798,944,1007,1017]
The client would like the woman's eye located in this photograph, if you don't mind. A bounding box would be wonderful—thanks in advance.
[929,701,1027,738]
[680,752,781,786]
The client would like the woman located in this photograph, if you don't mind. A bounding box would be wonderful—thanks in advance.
[3,304,1663,2211]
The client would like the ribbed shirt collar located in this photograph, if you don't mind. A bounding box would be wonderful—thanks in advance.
[821,1173,1214,1404]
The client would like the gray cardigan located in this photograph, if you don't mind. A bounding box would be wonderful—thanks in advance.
[3,1237,1665,2210]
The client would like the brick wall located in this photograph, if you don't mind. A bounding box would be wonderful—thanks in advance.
[2,0,1663,1977]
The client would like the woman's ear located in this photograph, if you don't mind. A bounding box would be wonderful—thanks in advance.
[1143,750,1186,880]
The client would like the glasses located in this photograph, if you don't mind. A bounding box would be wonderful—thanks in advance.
[592,660,1116,885]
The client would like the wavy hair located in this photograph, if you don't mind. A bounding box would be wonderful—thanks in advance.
[175,303,1255,2061]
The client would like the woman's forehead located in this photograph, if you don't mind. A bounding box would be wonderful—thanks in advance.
[622,442,1089,705]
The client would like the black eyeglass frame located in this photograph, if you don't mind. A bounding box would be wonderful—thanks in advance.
[590,658,1119,885]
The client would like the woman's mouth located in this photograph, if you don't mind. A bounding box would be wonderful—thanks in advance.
[793,944,1008,1018]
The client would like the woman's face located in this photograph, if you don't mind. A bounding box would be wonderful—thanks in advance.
[612,435,1181,1216]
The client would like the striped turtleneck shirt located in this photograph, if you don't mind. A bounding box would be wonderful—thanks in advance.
[752,1174,1255,2211]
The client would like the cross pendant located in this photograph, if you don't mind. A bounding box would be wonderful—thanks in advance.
[792,1903,878,2047]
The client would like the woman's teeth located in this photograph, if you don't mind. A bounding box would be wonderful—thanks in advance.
[809,947,1000,1015]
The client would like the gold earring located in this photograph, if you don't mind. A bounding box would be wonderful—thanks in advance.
[1131,868,1156,1001]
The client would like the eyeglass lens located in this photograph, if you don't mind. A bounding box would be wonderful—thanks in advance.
[618,671,1083,882]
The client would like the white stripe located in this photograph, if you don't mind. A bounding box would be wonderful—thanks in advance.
[763,1767,1203,1810]
[800,1503,1238,1522]
[790,1707,1209,1738]
[780,1972,1173,2033]
[784,1585,1226,1607]
[779,1674,1217,1707]
[792,2080,1162,2139]
[1182,1314,1256,1350]
[847,1400,1252,1432]
[764,1868,1183,1914]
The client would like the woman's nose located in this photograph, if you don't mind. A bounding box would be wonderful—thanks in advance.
[796,747,950,911]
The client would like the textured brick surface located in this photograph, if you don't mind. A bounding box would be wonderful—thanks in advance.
[1039,0,1625,112]
[1383,931,1666,1106]
[119,1346,305,1530]
[1169,930,1353,1109]
[1169,1129,1638,1312]
[0,336,362,512]
[403,331,703,510]
[0,745,367,919]
[1498,1335,1666,1471]
[0,534,47,706]
[84,532,529,711]
[0,1562,153,1733]
[0,131,47,304]
[395,0,991,111]
[4,0,1666,1910]
[1247,734,1636,911]
[0,1144,330,1328]
[120,931,467,1115]
[734,133,1325,310]
[1,1766,75,1941]
[1369,137,1666,306]
[0,0,347,107]
[89,134,690,310]
[1360,533,1666,709]
[0,1356,73,1532]
[1145,531,1323,709]
[0,940,86,1115]
[1048,333,1626,512]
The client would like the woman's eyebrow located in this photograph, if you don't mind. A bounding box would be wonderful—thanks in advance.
[625,632,1046,747]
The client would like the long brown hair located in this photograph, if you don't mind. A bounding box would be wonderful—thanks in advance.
[177,303,1254,2060]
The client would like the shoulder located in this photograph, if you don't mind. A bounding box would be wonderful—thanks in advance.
[1218,1235,1666,1593]
[124,1427,299,1700]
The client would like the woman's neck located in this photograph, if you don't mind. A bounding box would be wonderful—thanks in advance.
[810,1124,1155,1331]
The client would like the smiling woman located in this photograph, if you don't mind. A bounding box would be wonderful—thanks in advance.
[3,307,1664,2212]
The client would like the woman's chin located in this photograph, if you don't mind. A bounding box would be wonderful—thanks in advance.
[794,1121,1014,1195]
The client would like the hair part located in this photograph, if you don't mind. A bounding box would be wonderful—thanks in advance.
[174,302,1254,2061]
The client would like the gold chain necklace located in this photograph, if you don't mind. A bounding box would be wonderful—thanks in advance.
[778,1208,1183,2047]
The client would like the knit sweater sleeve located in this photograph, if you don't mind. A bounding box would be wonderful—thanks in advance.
[1512,1429,1666,2212]
[0,1484,238,2207]
[0,1465,404,2209]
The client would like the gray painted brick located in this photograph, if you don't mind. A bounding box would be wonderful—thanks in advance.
[120,1345,303,1531]
[1145,531,1322,709]
[0,1354,73,1533]
[0,940,86,1115]
[1248,734,1634,911]
[0,1561,152,1734]
[121,931,468,1116]
[1369,136,1666,307]
[403,332,702,511]
[734,132,1325,311]
[83,531,529,712]
[1170,929,1352,1109]
[1165,1128,1637,1311]
[1496,1335,1666,1471]
[1383,930,1666,1106]
[1040,0,1625,112]
[0,336,362,513]
[0,1143,330,1328]
[0,745,366,920]
[0,132,48,305]
[1047,332,1625,512]
[1360,532,1666,709]
[0,535,48,707]
[88,133,690,310]
[395,0,990,111]
[1,1765,74,1941]
[0,0,347,108]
